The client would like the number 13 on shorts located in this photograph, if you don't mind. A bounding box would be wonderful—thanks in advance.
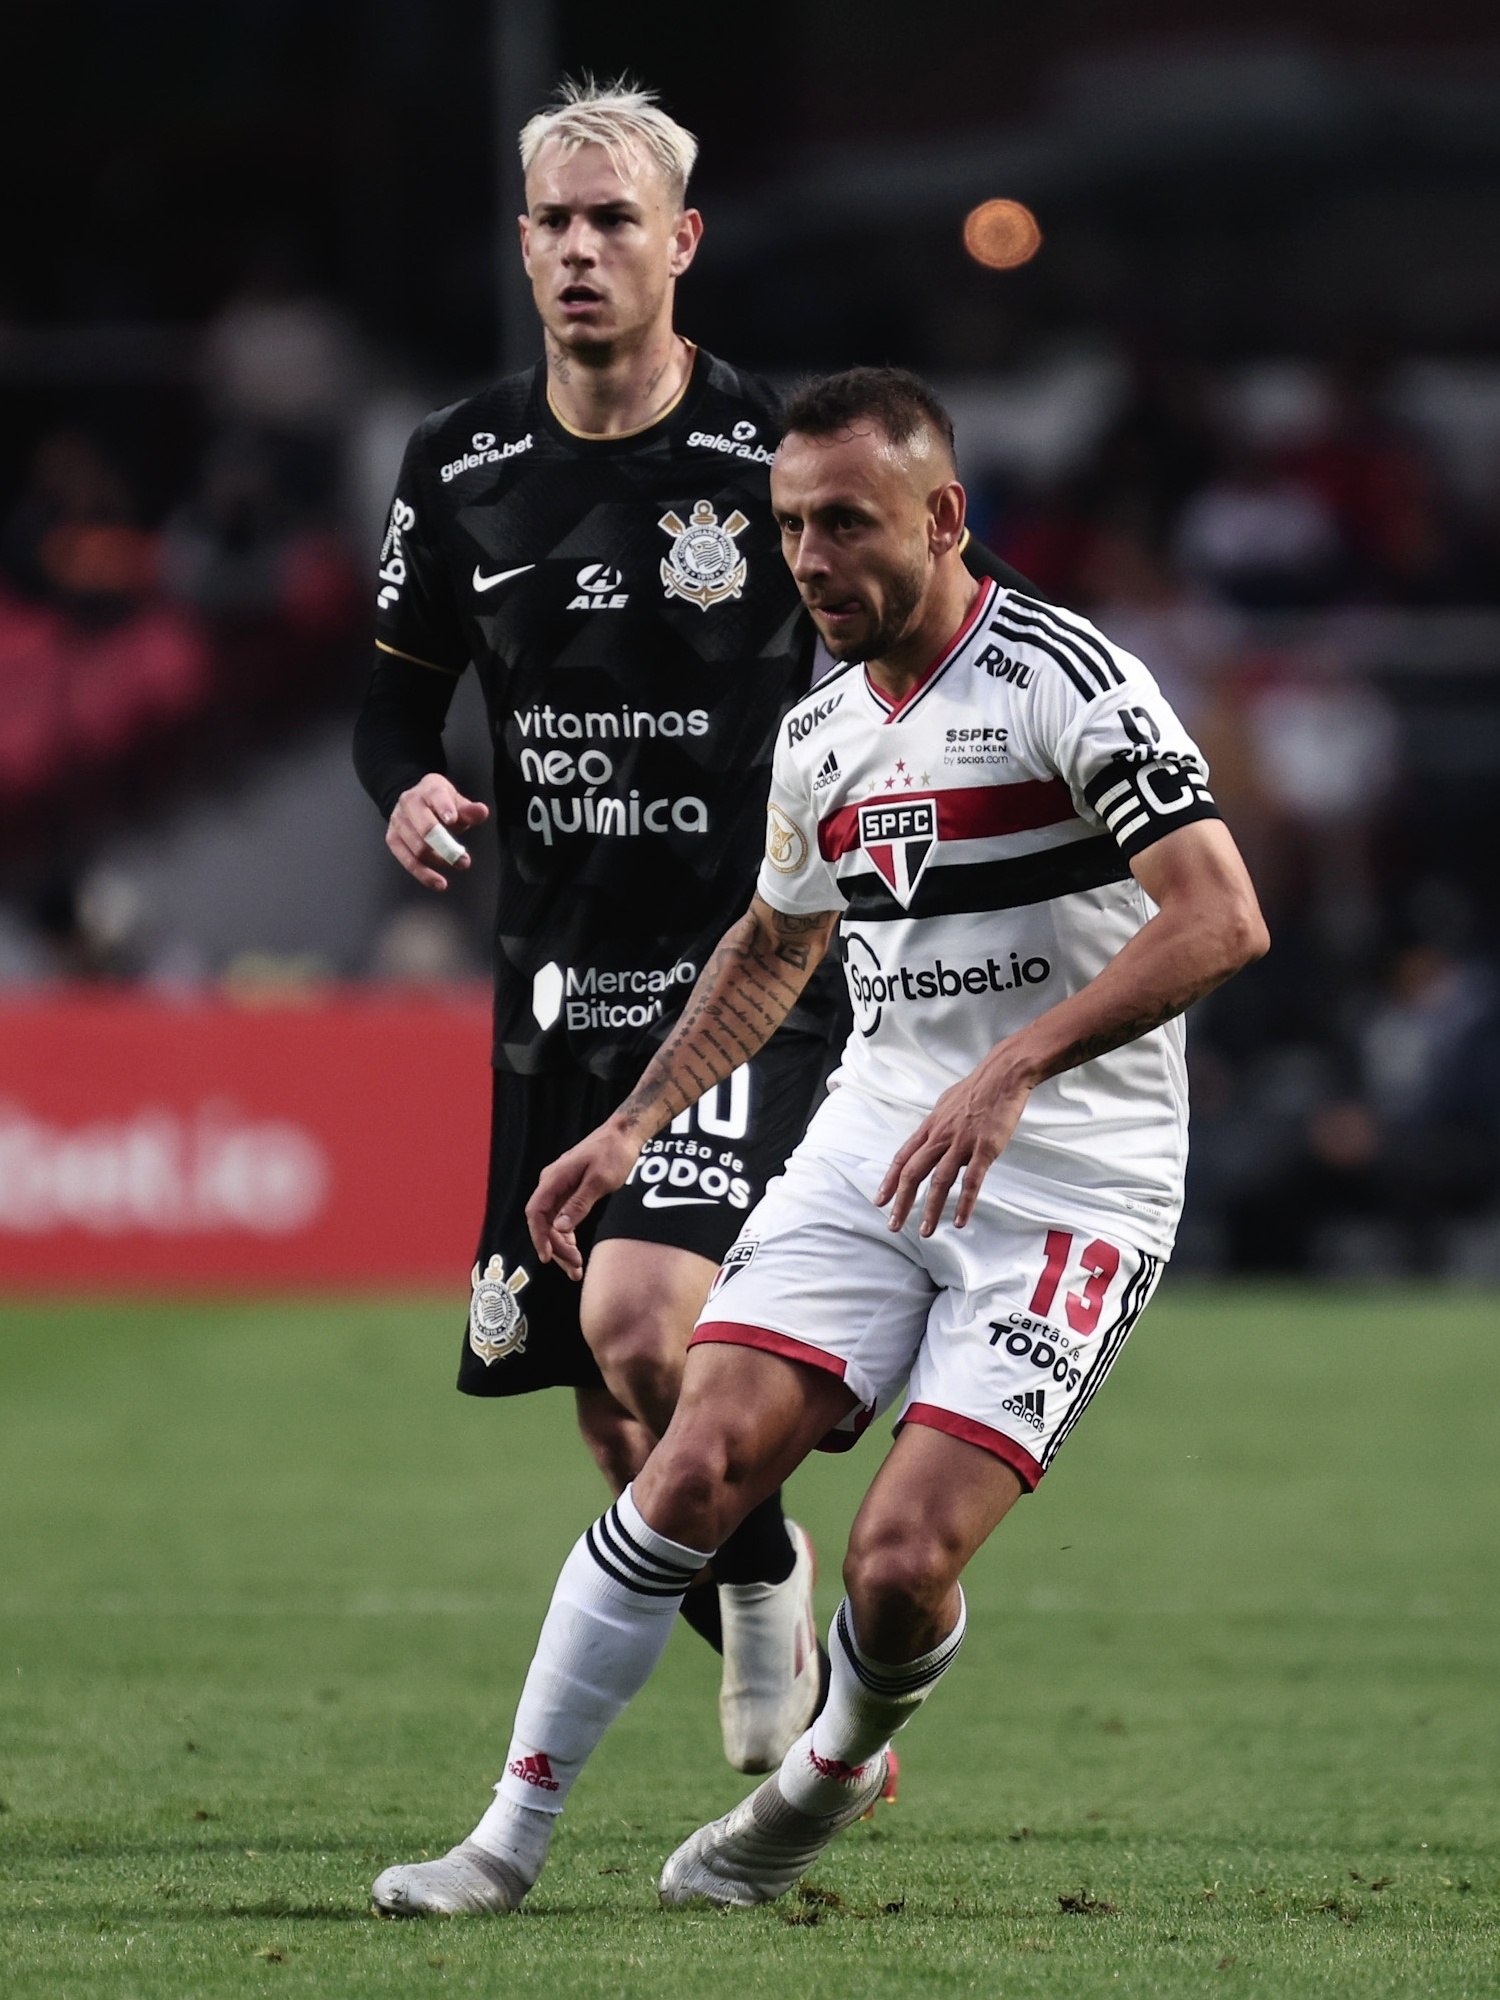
[1028,1228,1121,1336]
[903,1220,1164,1490]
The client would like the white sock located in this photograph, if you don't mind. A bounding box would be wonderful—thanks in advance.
[468,1484,711,1875]
[778,1592,967,1817]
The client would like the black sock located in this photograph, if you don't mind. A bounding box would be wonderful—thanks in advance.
[678,1578,723,1654]
[714,1490,795,1586]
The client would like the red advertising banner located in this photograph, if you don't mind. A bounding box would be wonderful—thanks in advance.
[0,990,493,1287]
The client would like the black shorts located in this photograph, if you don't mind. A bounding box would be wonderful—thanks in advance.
[457,1028,837,1398]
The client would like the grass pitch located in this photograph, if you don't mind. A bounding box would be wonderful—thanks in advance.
[1,1287,1497,1999]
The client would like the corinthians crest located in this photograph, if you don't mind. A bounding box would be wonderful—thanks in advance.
[658,500,749,609]
[468,1252,530,1365]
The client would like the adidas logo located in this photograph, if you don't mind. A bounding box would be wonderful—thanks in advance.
[814,750,840,791]
[508,1751,560,1792]
[1001,1388,1047,1433]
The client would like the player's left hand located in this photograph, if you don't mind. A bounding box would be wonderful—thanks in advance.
[875,1054,1034,1237]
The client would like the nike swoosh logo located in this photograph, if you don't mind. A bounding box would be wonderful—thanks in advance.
[640,1188,718,1208]
[472,563,535,593]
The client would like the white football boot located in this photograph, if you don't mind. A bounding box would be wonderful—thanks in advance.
[371,1841,528,1918]
[718,1519,821,1773]
[658,1754,890,1908]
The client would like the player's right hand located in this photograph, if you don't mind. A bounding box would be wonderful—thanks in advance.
[387,774,489,890]
[526,1122,643,1282]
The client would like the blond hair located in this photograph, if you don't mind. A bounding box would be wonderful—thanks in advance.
[519,77,699,205]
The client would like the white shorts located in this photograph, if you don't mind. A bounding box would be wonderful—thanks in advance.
[690,1112,1164,1491]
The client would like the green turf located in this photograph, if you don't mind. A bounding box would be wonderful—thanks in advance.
[1,1286,1496,1998]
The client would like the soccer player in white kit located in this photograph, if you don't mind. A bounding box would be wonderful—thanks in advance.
[371,367,1267,1918]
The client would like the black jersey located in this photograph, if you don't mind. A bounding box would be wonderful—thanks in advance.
[358,346,1044,1080]
[368,348,830,1078]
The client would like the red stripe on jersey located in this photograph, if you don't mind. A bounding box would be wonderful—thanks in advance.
[864,578,995,721]
[899,1403,1045,1489]
[818,776,1076,862]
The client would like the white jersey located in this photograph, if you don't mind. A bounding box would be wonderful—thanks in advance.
[757,577,1221,1256]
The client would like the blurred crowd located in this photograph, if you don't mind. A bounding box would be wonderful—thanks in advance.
[0,265,366,856]
[981,350,1500,616]
[973,349,1500,1277]
[4,312,1500,1274]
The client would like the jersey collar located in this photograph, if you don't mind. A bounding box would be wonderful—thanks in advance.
[863,576,996,724]
[537,342,705,450]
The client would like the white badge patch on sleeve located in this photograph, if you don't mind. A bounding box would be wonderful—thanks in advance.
[766,802,810,873]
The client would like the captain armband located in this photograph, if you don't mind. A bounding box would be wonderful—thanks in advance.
[1083,753,1221,860]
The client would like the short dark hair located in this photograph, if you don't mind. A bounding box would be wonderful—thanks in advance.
[781,366,956,460]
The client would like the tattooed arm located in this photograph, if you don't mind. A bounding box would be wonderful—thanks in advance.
[526,895,840,1278]
[879,819,1268,1239]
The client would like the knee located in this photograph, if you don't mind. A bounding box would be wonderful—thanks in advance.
[843,1521,958,1631]
[636,1420,765,1553]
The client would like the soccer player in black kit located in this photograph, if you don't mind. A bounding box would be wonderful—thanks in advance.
[355,83,1025,1883]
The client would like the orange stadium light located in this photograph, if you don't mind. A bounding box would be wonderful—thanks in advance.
[962,198,1043,270]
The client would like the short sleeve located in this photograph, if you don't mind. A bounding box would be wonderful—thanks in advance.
[372,423,468,675]
[1005,600,1222,861]
[755,733,845,916]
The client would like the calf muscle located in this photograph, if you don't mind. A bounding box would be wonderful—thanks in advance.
[844,1425,1024,1660]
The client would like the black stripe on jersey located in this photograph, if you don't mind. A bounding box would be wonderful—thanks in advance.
[1042,1254,1161,1470]
[791,656,858,724]
[985,613,1101,701]
[1007,593,1127,693]
[840,834,1130,923]
[1082,755,1221,860]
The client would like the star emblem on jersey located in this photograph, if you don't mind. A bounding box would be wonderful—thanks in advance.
[658,500,749,609]
[468,1253,530,1365]
[857,797,938,908]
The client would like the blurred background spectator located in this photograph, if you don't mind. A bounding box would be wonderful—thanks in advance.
[4,1,1500,1275]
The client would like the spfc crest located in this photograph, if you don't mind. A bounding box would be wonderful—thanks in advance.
[857,797,938,908]
[468,1253,530,1365]
[708,1237,758,1297]
[659,500,749,609]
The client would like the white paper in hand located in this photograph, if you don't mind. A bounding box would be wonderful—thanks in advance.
[424,822,468,866]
